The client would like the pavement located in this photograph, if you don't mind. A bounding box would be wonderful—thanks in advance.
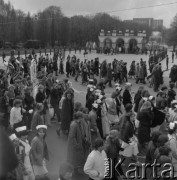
[1,51,177,180]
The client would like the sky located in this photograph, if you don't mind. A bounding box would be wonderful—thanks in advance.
[3,0,177,28]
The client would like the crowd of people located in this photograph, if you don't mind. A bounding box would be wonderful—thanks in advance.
[0,49,177,180]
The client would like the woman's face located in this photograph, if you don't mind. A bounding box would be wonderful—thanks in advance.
[38,128,46,138]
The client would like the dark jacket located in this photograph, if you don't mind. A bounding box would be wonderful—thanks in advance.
[123,89,132,107]
[36,91,45,103]
[137,109,154,144]
[120,118,135,144]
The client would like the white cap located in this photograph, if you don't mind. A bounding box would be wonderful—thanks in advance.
[143,97,148,101]
[115,83,120,87]
[15,126,27,132]
[95,89,101,93]
[125,82,132,86]
[36,125,47,130]
[89,79,94,82]
[92,103,98,109]
[29,109,33,114]
[9,134,17,141]
[96,99,102,104]
[171,100,177,104]
[90,88,94,92]
[56,80,59,83]
[87,84,93,89]
[169,122,175,130]
[116,86,122,91]
[149,96,154,100]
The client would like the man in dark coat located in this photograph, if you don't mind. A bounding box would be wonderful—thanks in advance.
[66,59,71,78]
[61,92,73,134]
[104,63,112,87]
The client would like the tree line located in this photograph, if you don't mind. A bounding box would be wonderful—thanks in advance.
[0,0,163,48]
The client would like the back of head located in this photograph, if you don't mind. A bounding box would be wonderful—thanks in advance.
[93,138,104,150]
[125,103,133,113]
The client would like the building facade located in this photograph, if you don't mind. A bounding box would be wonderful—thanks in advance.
[98,29,147,53]
[124,18,163,29]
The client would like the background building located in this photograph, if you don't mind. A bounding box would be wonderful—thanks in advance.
[124,18,163,30]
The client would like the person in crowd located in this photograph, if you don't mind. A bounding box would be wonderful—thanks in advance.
[0,128,18,179]
[89,103,100,145]
[115,86,123,117]
[167,82,176,107]
[84,138,107,180]
[156,91,167,110]
[107,91,119,126]
[23,87,34,130]
[31,103,44,131]
[0,89,9,129]
[167,122,177,176]
[104,130,124,179]
[137,89,150,112]
[31,125,49,180]
[153,134,169,160]
[15,126,35,180]
[104,63,112,87]
[50,82,61,122]
[123,83,132,107]
[67,111,87,174]
[137,101,154,154]
[134,86,144,113]
[10,99,24,130]
[120,112,140,165]
[128,61,135,79]
[35,84,51,127]
[61,91,73,134]
[146,131,162,164]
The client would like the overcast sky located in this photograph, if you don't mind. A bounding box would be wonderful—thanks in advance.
[4,0,177,28]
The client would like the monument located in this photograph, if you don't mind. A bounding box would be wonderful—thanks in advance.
[98,29,147,53]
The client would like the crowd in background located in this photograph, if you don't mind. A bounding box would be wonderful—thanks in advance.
[0,49,177,180]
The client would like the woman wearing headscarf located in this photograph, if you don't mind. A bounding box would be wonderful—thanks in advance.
[15,126,35,180]
[137,89,150,113]
[137,101,154,149]
[123,83,132,107]
[67,112,87,174]
[107,91,119,126]
[35,85,51,127]
[167,122,177,176]
[120,112,140,165]
[61,91,73,134]
[134,86,144,113]
[31,125,49,180]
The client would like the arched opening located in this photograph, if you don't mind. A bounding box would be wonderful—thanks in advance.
[116,38,125,53]
[103,38,112,54]
[128,39,138,53]
[104,38,112,48]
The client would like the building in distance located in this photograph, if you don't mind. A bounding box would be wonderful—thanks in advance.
[124,18,163,30]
